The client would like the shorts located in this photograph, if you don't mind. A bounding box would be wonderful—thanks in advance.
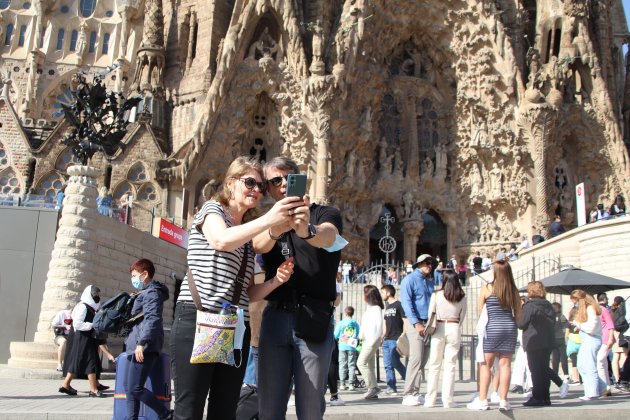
[54,335,67,346]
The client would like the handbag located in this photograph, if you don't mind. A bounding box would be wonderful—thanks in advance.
[424,291,438,336]
[396,334,409,357]
[294,294,334,343]
[187,243,250,366]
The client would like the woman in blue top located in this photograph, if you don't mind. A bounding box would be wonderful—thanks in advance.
[125,258,172,420]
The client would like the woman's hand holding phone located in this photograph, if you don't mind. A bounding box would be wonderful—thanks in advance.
[275,257,294,285]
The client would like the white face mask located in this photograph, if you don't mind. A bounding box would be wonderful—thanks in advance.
[131,275,144,289]
[324,234,349,253]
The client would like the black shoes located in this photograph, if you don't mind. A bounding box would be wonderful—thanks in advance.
[58,386,77,396]
[96,384,110,391]
[159,409,174,420]
[523,398,546,407]
[88,390,106,398]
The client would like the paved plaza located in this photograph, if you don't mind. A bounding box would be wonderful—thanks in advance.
[0,366,629,420]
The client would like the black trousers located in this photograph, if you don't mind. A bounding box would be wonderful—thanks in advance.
[551,343,568,376]
[527,348,552,401]
[171,302,250,420]
[328,340,339,394]
[620,352,630,382]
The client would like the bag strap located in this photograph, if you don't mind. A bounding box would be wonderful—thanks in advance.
[187,242,250,311]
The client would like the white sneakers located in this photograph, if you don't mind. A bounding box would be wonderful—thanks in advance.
[490,391,501,403]
[467,397,489,410]
[499,400,512,411]
[559,379,569,398]
[329,395,346,406]
[402,394,424,406]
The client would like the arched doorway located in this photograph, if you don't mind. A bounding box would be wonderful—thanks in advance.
[369,205,403,264]
[416,210,447,262]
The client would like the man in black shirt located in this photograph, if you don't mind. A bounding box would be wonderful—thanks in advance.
[254,157,342,420]
[472,251,483,276]
[381,284,407,395]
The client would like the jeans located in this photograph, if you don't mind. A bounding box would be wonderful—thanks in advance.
[381,339,406,392]
[552,343,569,376]
[338,350,358,384]
[403,319,430,396]
[596,344,611,389]
[527,348,552,401]
[170,302,250,420]
[258,305,334,420]
[425,322,461,406]
[243,345,259,386]
[356,341,378,390]
[577,331,605,398]
[125,351,169,419]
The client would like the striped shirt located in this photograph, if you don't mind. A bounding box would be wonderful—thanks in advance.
[177,200,255,320]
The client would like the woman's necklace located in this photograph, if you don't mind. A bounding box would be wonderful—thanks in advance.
[223,205,241,225]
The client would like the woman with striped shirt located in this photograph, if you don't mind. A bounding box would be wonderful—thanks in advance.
[171,156,300,420]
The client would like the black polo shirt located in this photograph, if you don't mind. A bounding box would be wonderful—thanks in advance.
[262,204,343,302]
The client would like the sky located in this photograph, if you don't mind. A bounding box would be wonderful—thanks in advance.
[625,0,630,30]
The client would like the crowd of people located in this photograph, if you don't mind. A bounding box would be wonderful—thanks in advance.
[51,155,630,420]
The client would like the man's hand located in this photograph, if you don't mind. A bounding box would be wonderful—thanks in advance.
[135,345,144,363]
[274,258,294,285]
[414,323,426,336]
[290,195,311,238]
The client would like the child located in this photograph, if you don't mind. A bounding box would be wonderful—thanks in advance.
[334,306,360,390]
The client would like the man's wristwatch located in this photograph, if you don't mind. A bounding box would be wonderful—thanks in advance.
[300,223,317,240]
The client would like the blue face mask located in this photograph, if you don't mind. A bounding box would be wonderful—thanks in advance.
[131,276,144,289]
[324,234,349,253]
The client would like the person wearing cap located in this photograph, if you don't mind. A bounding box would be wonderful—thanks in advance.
[400,254,436,406]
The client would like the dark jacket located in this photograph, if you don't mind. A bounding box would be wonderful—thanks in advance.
[517,298,556,351]
[549,221,565,237]
[125,280,169,354]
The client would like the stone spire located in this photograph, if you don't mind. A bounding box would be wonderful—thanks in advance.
[131,0,165,94]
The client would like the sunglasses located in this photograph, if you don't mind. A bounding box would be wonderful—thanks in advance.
[267,175,289,187]
[236,177,266,193]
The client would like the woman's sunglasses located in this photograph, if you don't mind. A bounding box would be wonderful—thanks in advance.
[267,175,288,187]
[236,177,266,193]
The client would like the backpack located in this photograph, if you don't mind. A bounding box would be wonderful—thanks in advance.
[613,304,629,333]
[93,292,140,336]
[236,384,259,420]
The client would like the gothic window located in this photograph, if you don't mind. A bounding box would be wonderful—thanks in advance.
[137,183,158,202]
[128,163,148,182]
[113,181,133,200]
[254,115,266,128]
[56,29,65,50]
[35,171,63,201]
[0,143,9,167]
[417,98,439,166]
[18,25,27,47]
[88,31,97,53]
[55,148,80,173]
[0,168,21,195]
[80,0,97,18]
[101,32,110,54]
[379,94,400,147]
[70,30,78,51]
[0,0,9,9]
[4,24,13,46]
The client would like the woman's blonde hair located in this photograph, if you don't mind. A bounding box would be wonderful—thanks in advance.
[527,281,546,299]
[99,186,108,197]
[570,289,602,322]
[491,260,520,311]
[213,156,263,222]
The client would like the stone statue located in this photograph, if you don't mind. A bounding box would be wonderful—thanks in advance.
[76,22,88,62]
[470,109,488,147]
[434,143,447,180]
[248,27,278,61]
[379,138,391,174]
[479,214,498,242]
[404,41,423,78]
[311,20,324,62]
[496,212,516,240]
[393,148,404,178]
[402,191,414,219]
[469,163,483,198]
[489,162,503,199]
[422,155,434,178]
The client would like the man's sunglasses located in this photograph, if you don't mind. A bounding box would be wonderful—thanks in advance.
[267,175,288,187]
[236,177,266,193]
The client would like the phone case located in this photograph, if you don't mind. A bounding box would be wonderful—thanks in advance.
[286,174,307,198]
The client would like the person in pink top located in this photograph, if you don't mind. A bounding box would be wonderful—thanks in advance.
[597,293,615,396]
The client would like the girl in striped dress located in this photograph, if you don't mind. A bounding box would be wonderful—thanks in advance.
[468,260,521,411]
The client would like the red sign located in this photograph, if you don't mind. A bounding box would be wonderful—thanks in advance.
[157,218,188,248]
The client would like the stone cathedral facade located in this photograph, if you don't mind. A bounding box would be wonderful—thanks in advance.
[1,0,629,263]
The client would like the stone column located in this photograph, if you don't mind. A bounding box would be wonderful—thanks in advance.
[405,95,420,180]
[8,166,100,369]
[403,219,423,262]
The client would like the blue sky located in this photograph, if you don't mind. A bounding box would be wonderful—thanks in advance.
[625,0,630,29]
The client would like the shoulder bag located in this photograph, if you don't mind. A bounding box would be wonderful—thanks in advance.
[187,243,249,366]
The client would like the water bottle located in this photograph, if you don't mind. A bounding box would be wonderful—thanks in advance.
[219,303,233,316]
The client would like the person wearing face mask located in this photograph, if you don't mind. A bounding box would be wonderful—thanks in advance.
[124,258,173,420]
[59,285,104,397]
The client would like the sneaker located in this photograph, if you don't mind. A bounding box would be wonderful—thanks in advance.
[88,390,105,398]
[56,364,63,372]
[363,387,380,400]
[443,402,457,409]
[348,384,355,391]
[490,391,500,403]
[559,379,569,398]
[499,400,512,412]
[523,389,533,398]
[510,384,524,393]
[383,388,398,396]
[402,395,421,406]
[330,395,346,406]
[469,391,479,401]
[579,396,599,401]
[467,397,489,410]
[423,401,435,408]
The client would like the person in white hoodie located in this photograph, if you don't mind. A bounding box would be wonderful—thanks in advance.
[357,285,384,400]
[570,289,604,400]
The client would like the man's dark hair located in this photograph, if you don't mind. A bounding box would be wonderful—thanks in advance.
[263,156,300,177]
[597,292,608,303]
[364,285,384,309]
[344,306,355,317]
[381,284,395,297]
[597,203,604,210]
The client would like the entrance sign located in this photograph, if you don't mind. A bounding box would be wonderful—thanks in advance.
[153,218,188,248]
[575,183,586,227]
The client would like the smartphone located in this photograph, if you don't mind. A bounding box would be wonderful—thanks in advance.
[286,174,307,198]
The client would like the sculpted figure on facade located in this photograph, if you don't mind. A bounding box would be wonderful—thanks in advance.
[479,214,499,243]
[248,27,279,61]
[422,155,434,179]
[469,163,483,199]
[434,143,447,181]
[489,162,503,199]
[76,22,88,64]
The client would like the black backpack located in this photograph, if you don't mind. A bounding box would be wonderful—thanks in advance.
[613,303,629,333]
[93,292,140,336]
